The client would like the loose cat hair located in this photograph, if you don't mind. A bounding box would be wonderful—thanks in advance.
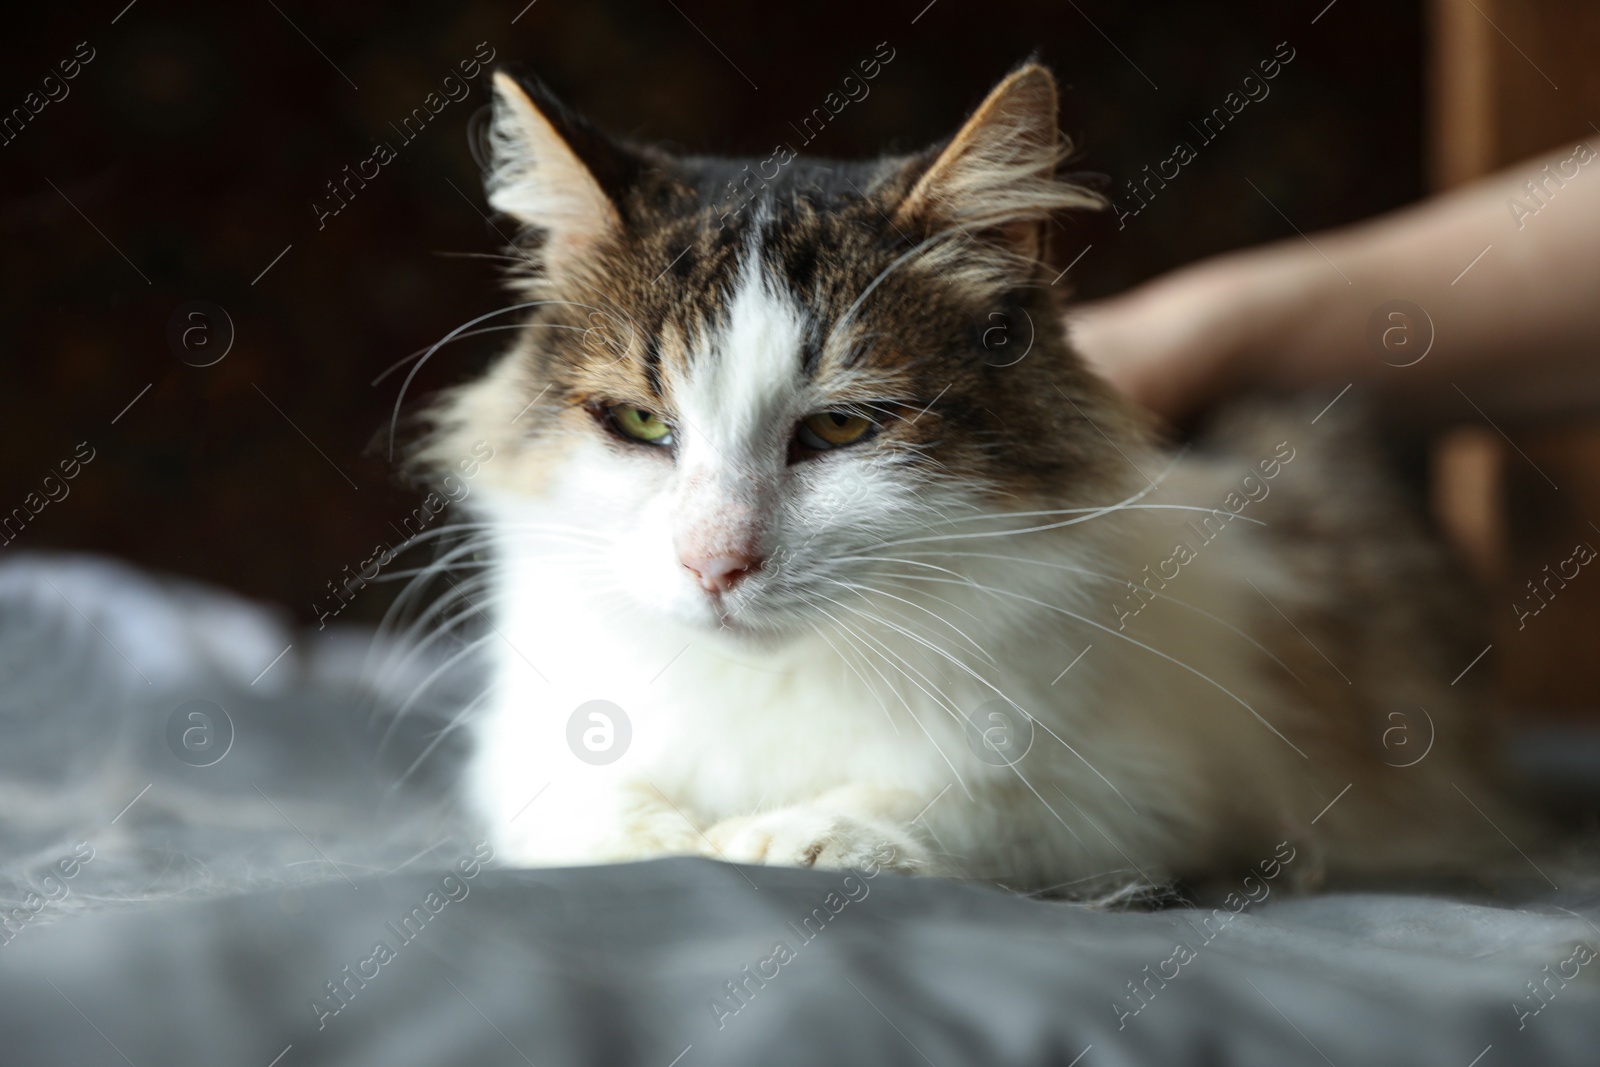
[413,63,1528,893]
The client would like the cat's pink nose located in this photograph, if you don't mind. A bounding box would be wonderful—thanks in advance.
[681,552,762,594]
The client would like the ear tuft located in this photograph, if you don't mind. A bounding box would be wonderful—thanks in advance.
[485,71,622,269]
[893,64,1102,259]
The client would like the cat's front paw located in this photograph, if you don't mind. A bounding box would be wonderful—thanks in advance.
[702,806,928,873]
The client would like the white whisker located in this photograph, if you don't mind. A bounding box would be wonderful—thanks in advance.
[880,571,1308,759]
[879,549,1305,686]
[812,601,973,797]
[822,588,1139,815]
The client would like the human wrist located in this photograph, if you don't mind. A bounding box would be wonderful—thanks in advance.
[1206,240,1329,395]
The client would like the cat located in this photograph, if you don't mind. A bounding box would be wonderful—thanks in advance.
[412,62,1527,894]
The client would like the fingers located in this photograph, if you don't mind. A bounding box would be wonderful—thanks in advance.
[1065,249,1301,424]
[1067,289,1228,424]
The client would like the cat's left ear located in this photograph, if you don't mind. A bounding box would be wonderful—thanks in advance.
[892,64,1100,262]
[484,71,639,271]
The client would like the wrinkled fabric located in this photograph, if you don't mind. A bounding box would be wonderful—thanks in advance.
[1,554,1597,1065]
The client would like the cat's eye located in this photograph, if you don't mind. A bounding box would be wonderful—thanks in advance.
[607,404,674,446]
[796,411,874,452]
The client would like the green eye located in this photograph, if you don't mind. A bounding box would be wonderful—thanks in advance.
[797,411,873,451]
[609,404,674,445]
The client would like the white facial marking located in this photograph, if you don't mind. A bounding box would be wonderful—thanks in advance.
[523,247,948,633]
[669,259,810,572]
[681,258,811,467]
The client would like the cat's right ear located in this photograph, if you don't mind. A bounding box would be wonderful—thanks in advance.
[891,64,1101,264]
[485,71,626,271]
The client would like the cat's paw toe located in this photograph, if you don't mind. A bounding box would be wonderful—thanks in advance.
[703,808,926,873]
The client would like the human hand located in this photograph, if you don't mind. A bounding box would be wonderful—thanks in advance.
[1068,244,1316,424]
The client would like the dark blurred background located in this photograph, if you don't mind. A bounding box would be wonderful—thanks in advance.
[0,0,1424,627]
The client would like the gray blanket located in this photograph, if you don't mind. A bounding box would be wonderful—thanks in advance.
[3,555,1598,1066]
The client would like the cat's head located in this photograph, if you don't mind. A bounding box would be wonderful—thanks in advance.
[421,63,1149,637]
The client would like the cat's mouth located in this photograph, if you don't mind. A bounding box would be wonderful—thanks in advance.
[705,592,771,636]
[695,591,800,644]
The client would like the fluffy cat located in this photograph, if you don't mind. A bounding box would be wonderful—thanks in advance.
[414,63,1525,893]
